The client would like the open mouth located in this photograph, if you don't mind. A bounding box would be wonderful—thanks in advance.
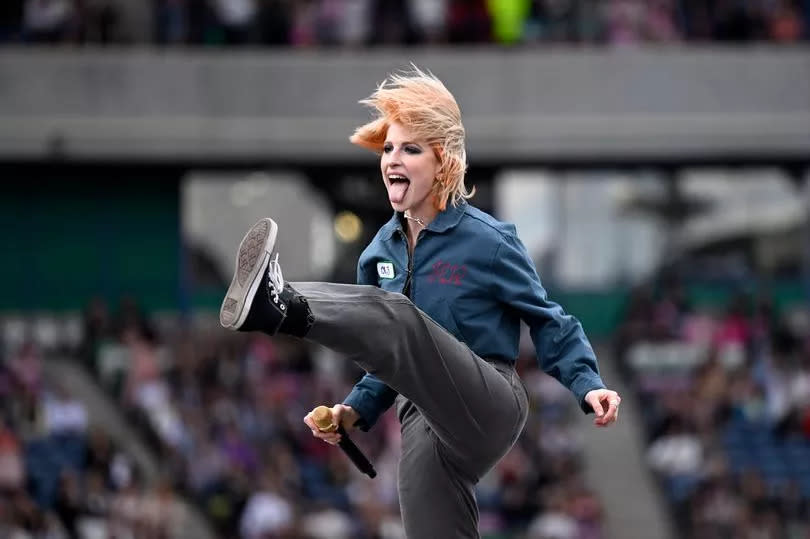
[388,174,410,185]
[387,174,411,204]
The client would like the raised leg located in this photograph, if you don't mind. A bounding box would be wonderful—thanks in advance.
[293,281,528,476]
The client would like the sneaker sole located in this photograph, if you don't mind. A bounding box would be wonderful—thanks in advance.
[219,218,278,329]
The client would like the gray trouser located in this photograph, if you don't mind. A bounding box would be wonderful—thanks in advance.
[293,282,529,538]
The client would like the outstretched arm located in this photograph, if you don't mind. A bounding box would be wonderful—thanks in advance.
[491,229,620,425]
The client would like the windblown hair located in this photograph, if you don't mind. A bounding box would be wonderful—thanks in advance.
[350,66,474,211]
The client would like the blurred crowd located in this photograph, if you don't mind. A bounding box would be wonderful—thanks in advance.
[0,336,187,538]
[1,295,606,539]
[617,281,810,539]
[0,0,807,46]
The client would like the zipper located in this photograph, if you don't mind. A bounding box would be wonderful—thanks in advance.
[403,248,414,298]
[399,229,423,299]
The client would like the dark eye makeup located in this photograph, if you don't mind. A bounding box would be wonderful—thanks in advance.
[383,142,422,154]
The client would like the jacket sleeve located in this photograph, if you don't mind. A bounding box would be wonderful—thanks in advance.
[491,229,605,413]
[342,246,399,431]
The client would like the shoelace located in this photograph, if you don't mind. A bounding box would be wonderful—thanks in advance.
[267,252,285,309]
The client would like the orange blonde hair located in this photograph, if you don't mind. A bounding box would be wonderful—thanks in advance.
[349,66,474,211]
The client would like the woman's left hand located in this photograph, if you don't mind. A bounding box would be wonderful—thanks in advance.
[584,389,621,427]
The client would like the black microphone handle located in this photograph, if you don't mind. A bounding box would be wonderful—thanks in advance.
[337,425,377,478]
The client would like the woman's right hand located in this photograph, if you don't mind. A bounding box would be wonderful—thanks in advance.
[303,404,359,445]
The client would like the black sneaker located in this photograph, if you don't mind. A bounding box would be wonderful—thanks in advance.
[220,218,288,333]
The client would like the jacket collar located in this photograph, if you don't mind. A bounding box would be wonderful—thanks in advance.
[381,202,467,240]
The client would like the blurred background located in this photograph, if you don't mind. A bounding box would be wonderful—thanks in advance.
[1,1,810,538]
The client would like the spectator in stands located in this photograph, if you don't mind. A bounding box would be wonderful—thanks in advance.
[85,428,115,484]
[647,416,703,478]
[80,470,113,537]
[487,0,531,45]
[0,417,24,494]
[310,0,348,46]
[337,0,372,46]
[446,0,492,42]
[0,0,24,42]
[256,0,292,45]
[367,0,418,45]
[79,297,113,373]
[713,295,750,372]
[154,0,189,44]
[209,0,256,44]
[678,0,714,39]
[410,0,447,43]
[525,0,583,43]
[300,505,355,538]
[642,0,680,42]
[185,0,208,43]
[77,0,121,43]
[768,0,805,42]
[711,0,767,41]
[576,0,607,42]
[526,488,578,539]
[184,434,227,494]
[42,382,88,436]
[114,296,156,346]
[238,471,295,539]
[23,0,75,43]
[289,0,318,46]
[121,327,163,409]
[8,341,42,399]
[108,476,148,537]
[54,469,88,537]
[140,478,186,538]
[6,489,55,537]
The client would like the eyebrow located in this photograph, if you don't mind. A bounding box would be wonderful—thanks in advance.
[384,140,422,146]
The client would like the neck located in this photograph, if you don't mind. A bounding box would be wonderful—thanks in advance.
[402,205,438,250]
[403,214,423,246]
[403,212,428,228]
[403,199,440,228]
[404,207,437,233]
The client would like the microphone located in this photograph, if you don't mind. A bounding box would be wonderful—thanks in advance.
[312,406,377,479]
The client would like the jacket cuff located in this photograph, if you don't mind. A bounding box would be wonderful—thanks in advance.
[572,374,607,415]
[342,391,379,432]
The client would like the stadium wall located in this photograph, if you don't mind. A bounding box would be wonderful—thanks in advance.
[0,46,808,163]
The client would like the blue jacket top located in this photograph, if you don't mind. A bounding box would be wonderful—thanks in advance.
[343,201,605,430]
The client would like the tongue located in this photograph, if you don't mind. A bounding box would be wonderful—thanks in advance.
[388,182,409,204]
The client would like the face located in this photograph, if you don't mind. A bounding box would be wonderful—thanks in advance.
[380,121,442,217]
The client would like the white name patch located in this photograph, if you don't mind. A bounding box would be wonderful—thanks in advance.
[377,261,395,279]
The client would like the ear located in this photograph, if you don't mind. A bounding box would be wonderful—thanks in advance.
[432,145,445,179]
